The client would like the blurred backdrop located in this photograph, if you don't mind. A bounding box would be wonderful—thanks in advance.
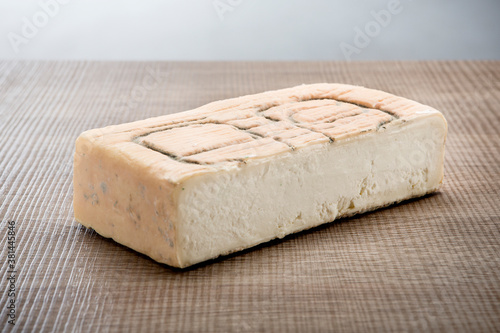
[1,0,499,61]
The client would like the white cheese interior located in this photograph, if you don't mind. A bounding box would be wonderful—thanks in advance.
[177,116,446,266]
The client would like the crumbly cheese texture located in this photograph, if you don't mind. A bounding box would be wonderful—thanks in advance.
[73,83,447,268]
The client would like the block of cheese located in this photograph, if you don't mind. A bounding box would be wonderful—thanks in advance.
[73,83,447,268]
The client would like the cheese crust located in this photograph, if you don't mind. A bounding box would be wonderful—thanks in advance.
[73,83,447,268]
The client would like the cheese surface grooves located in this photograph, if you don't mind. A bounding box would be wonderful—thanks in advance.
[73,83,447,268]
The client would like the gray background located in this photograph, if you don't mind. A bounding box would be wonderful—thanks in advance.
[1,0,499,61]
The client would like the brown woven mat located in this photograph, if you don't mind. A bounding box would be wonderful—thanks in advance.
[0,61,499,332]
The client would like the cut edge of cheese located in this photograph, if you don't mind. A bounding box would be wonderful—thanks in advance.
[73,83,447,268]
[175,116,446,267]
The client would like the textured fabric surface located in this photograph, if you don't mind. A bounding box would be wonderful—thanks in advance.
[0,61,499,332]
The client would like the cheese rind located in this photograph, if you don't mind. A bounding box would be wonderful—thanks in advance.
[73,83,447,268]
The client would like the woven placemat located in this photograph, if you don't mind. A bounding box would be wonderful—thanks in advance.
[0,61,499,332]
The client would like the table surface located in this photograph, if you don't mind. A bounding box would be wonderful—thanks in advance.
[0,61,499,332]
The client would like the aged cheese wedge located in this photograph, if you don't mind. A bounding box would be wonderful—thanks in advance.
[73,83,447,268]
